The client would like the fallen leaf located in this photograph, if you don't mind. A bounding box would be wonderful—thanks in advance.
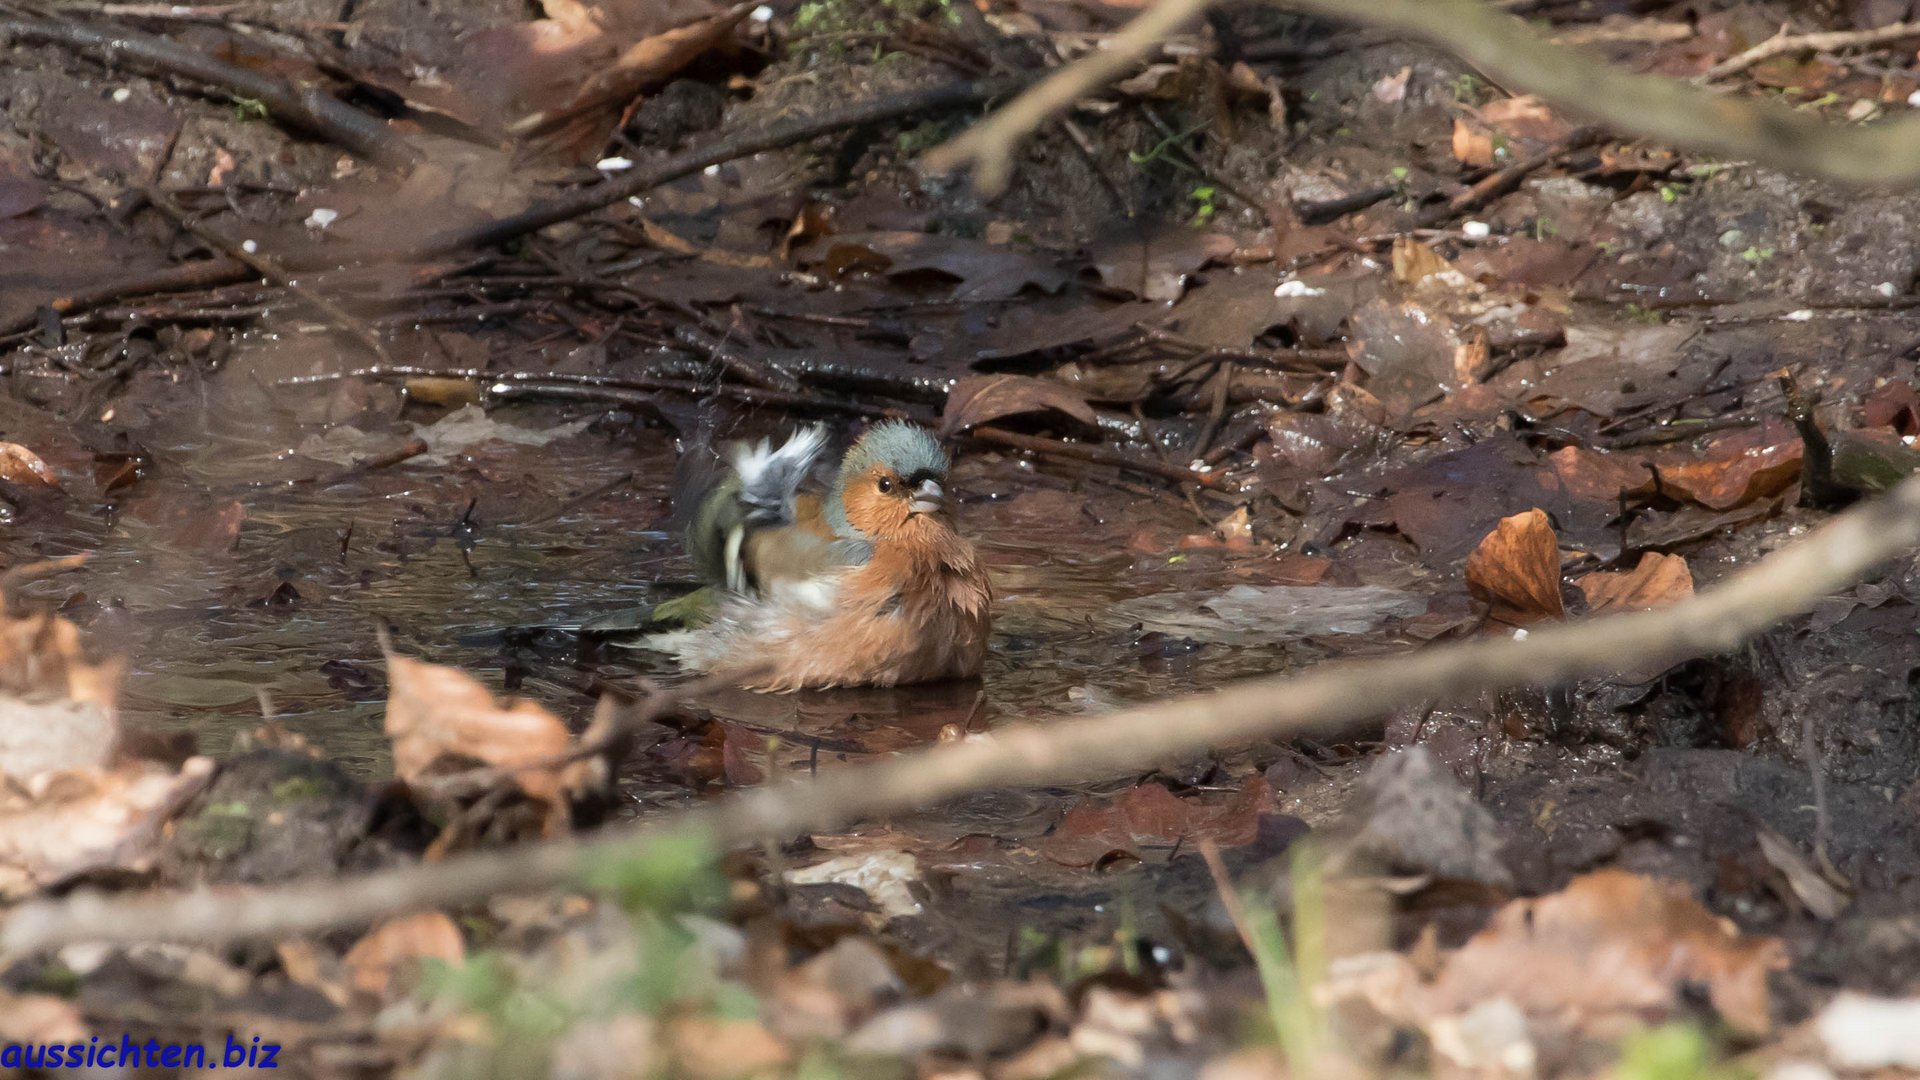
[785,851,923,920]
[1464,509,1564,626]
[344,912,466,996]
[0,760,212,896]
[668,1014,792,1079]
[1652,420,1802,510]
[383,653,595,835]
[1425,868,1787,1036]
[1451,118,1496,167]
[0,443,60,490]
[1043,778,1271,865]
[803,231,1072,302]
[1391,238,1456,285]
[940,374,1096,436]
[1574,552,1693,615]
[0,600,123,780]
[1479,95,1574,143]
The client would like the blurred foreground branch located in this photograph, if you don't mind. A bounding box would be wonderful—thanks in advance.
[10,473,1920,950]
[928,0,1920,194]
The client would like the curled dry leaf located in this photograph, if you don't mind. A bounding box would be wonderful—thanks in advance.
[1574,552,1693,615]
[0,760,213,896]
[0,599,122,780]
[1424,868,1787,1036]
[939,374,1097,437]
[1464,509,1564,626]
[383,653,598,833]
[0,443,60,490]
[344,911,466,996]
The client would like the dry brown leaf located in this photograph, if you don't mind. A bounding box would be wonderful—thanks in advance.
[0,604,123,780]
[383,653,591,822]
[668,1015,792,1080]
[1479,95,1574,143]
[0,759,211,896]
[940,375,1096,437]
[1392,238,1456,285]
[1450,118,1496,167]
[0,443,60,490]
[637,217,777,269]
[1425,868,1787,1036]
[344,912,466,996]
[1464,509,1564,625]
[1574,552,1693,615]
[1653,421,1803,510]
[512,3,752,137]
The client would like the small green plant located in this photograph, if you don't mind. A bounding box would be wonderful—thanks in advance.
[230,96,269,122]
[1614,1023,1753,1080]
[1659,182,1687,203]
[1190,185,1219,226]
[1624,303,1666,324]
[1739,245,1775,264]
[1450,72,1485,103]
[1230,846,1328,1073]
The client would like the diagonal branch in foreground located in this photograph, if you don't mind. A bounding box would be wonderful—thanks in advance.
[9,475,1920,951]
[926,0,1920,195]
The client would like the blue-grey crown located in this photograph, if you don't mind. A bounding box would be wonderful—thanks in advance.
[826,421,949,536]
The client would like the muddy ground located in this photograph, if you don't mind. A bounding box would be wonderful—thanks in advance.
[4,0,1920,1075]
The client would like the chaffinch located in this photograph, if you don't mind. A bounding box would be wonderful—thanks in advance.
[649,421,992,691]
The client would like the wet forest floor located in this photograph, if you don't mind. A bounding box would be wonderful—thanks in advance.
[5,0,1920,1076]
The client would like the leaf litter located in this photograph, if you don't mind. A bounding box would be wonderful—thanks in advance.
[7,1,1920,1075]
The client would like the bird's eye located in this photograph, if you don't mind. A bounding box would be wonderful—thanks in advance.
[876,477,893,494]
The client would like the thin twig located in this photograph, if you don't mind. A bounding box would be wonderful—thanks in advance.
[0,8,419,168]
[1700,20,1920,82]
[16,466,1920,951]
[969,425,1231,489]
[922,0,1211,194]
[410,79,1006,259]
[144,189,392,361]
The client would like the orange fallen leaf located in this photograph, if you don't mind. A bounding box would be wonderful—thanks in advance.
[1425,868,1787,1036]
[1464,509,1564,626]
[344,912,466,996]
[1451,118,1496,167]
[0,443,60,490]
[1652,420,1802,511]
[1574,552,1693,615]
[383,653,594,833]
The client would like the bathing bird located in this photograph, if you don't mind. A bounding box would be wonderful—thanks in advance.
[650,421,992,691]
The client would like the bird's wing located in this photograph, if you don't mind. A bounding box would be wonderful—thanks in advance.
[682,427,841,594]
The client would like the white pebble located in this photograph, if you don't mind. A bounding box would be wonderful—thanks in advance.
[1783,309,1814,321]
[304,207,338,229]
[703,164,722,176]
[1462,220,1491,239]
[241,239,258,254]
[751,4,774,20]
[1908,89,1920,107]
[111,87,132,103]
[595,156,633,172]
[1274,279,1326,298]
[1512,628,1529,641]
[1877,281,1899,297]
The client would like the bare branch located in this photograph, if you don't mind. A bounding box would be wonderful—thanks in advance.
[1700,20,1920,83]
[921,0,1210,194]
[926,0,1920,197]
[10,473,1920,952]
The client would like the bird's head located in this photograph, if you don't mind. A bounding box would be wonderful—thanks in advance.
[829,421,952,541]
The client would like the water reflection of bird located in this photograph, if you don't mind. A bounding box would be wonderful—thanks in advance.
[647,421,992,691]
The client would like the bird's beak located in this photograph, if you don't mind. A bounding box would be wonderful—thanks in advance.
[908,478,945,515]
